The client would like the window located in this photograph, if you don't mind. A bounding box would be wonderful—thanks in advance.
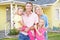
[6,7,11,22]
[55,8,60,20]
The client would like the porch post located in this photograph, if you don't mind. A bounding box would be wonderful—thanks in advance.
[15,4,17,12]
[10,3,13,29]
[13,4,17,28]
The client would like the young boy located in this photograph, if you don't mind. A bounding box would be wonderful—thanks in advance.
[14,7,24,29]
[14,7,29,40]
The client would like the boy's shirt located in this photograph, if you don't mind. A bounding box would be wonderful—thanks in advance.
[14,14,22,28]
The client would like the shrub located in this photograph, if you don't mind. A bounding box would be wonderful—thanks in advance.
[8,27,19,35]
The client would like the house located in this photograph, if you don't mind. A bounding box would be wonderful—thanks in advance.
[0,0,59,30]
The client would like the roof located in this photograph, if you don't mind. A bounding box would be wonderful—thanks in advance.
[14,0,57,5]
[0,0,57,5]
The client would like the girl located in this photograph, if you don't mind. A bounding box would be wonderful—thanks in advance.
[35,19,46,40]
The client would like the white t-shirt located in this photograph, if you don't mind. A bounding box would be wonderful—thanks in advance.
[22,12,38,28]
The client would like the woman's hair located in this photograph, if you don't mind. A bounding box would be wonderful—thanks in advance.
[25,1,33,12]
[26,1,33,7]
[35,5,42,11]
[34,5,43,15]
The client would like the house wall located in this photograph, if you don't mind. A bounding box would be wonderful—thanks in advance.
[42,1,60,28]
[0,5,6,30]
[43,6,53,28]
[52,1,60,28]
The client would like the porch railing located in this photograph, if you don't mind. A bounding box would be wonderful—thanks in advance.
[0,22,10,37]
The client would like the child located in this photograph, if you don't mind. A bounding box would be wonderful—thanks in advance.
[14,7,30,40]
[14,7,24,29]
[35,18,46,40]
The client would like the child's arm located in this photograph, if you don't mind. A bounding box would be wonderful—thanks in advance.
[18,18,26,31]
[18,20,25,26]
[34,25,42,36]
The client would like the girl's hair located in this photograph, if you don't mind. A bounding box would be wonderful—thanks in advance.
[39,18,44,23]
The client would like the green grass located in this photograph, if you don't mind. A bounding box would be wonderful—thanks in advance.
[48,32,60,40]
[0,38,18,40]
[0,32,60,40]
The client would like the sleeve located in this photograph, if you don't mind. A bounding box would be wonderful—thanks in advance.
[34,14,38,24]
[45,16,48,28]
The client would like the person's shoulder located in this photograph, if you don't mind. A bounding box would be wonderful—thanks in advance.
[43,14,48,18]
[32,12,38,16]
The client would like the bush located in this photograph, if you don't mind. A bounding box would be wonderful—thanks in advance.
[8,27,19,35]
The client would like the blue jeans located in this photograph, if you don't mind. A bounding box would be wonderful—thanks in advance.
[18,33,30,40]
[44,31,48,40]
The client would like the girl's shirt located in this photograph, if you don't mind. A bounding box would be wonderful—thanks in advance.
[36,27,46,40]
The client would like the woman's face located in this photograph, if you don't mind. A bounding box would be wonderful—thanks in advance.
[25,3,32,12]
[35,7,42,15]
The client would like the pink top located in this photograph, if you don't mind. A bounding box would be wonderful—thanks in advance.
[36,27,46,40]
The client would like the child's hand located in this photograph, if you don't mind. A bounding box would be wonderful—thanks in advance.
[17,27,22,31]
[24,28,29,32]
[39,33,42,36]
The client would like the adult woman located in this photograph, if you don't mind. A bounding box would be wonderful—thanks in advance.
[19,2,38,40]
[35,6,48,40]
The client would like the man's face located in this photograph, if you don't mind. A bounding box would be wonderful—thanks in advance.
[25,3,32,12]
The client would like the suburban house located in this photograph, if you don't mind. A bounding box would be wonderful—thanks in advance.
[0,0,60,31]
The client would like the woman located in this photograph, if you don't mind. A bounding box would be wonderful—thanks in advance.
[19,2,38,40]
[35,6,48,40]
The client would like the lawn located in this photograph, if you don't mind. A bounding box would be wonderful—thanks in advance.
[48,32,60,40]
[0,32,60,40]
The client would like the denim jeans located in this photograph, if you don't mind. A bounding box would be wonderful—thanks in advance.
[44,31,48,40]
[18,33,30,40]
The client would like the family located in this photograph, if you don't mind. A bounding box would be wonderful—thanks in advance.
[14,1,48,40]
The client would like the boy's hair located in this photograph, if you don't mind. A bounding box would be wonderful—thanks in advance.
[17,7,23,10]
[15,7,23,14]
